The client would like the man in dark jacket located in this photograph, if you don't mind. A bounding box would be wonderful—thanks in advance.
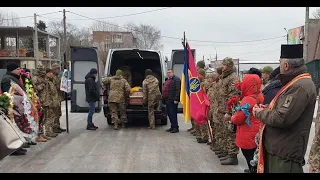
[253,44,317,173]
[163,69,181,133]
[85,68,100,130]
[262,67,282,105]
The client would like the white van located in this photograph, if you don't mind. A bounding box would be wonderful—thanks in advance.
[102,48,168,125]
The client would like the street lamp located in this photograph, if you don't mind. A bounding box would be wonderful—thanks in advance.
[284,28,288,44]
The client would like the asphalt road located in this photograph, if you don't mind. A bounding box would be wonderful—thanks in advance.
[0,102,316,173]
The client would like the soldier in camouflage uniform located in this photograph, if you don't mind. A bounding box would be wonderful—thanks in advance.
[43,69,60,137]
[32,66,52,141]
[217,57,240,165]
[103,70,131,130]
[51,64,66,133]
[142,69,162,129]
[308,115,320,173]
[119,66,132,87]
[196,68,209,143]
[211,67,223,152]
[189,61,206,134]
[205,73,218,146]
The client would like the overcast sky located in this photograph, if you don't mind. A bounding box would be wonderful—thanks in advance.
[1,7,319,62]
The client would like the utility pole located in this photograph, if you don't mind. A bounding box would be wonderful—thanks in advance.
[284,28,288,44]
[62,9,69,133]
[34,13,39,68]
[304,7,310,62]
[63,9,67,68]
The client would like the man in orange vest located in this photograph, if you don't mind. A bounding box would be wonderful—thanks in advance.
[253,44,317,173]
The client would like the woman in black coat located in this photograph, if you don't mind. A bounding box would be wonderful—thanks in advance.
[261,67,282,105]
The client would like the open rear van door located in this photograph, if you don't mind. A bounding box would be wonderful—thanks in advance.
[70,46,101,113]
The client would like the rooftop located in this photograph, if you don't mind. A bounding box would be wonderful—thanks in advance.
[0,26,59,39]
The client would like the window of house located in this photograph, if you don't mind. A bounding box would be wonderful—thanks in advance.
[107,44,111,49]
[117,35,122,40]
[105,35,110,40]
[113,35,116,40]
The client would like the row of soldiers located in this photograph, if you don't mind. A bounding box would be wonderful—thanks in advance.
[189,58,242,165]
[32,64,66,141]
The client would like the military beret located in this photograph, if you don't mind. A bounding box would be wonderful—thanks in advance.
[116,69,122,76]
[196,61,206,69]
[145,69,153,76]
[261,66,273,74]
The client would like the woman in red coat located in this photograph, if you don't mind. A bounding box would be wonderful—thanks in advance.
[231,74,264,173]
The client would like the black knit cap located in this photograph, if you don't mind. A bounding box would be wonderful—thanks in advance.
[248,67,262,78]
[7,62,19,72]
[90,68,98,75]
[280,44,303,59]
[145,69,153,76]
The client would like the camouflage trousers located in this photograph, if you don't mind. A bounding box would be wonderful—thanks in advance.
[220,116,239,155]
[213,112,226,151]
[109,102,127,127]
[43,107,55,135]
[147,102,160,128]
[38,109,45,136]
[53,105,62,129]
[199,121,209,140]
[193,119,201,138]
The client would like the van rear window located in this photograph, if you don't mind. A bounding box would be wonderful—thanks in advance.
[172,50,195,64]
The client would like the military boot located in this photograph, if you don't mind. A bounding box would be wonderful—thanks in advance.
[217,152,228,158]
[211,145,220,152]
[197,138,208,144]
[36,136,47,142]
[114,124,119,130]
[220,155,239,165]
[47,132,58,138]
[41,135,51,140]
[58,127,67,132]
[187,127,194,132]
[207,141,212,145]
[219,156,229,161]
[53,127,62,133]
[122,123,128,128]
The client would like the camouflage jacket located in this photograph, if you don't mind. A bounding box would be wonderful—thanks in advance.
[52,74,64,102]
[142,75,162,105]
[200,79,210,94]
[41,76,60,107]
[32,68,47,105]
[206,81,216,109]
[218,69,239,114]
[103,75,131,103]
[309,117,320,172]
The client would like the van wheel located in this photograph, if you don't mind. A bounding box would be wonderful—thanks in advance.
[161,117,168,125]
[107,116,113,125]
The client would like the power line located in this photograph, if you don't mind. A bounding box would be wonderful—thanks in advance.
[67,10,287,44]
[0,11,61,21]
[45,7,172,20]
[161,38,286,47]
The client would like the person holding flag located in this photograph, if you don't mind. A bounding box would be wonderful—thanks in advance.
[180,38,210,142]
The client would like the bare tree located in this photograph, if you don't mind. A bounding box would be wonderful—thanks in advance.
[124,22,163,50]
[0,10,20,26]
[313,8,320,19]
[47,20,93,64]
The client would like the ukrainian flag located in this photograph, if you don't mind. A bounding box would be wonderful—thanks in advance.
[180,45,191,123]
